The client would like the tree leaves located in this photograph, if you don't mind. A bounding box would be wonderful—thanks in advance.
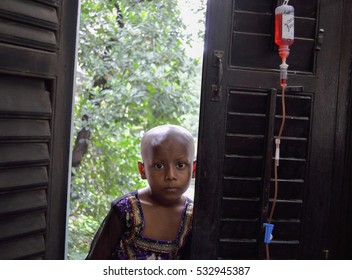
[68,0,204,259]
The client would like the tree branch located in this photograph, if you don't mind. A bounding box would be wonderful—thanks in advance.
[72,115,91,167]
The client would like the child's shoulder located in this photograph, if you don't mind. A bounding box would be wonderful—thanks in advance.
[184,195,193,203]
[183,196,194,216]
[111,190,138,206]
[110,190,139,216]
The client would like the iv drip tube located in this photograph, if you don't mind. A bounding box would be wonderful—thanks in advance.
[270,85,286,223]
[265,0,293,260]
[266,80,286,261]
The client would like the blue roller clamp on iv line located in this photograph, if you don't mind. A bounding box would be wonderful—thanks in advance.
[263,223,274,244]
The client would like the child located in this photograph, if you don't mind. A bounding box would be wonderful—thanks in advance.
[86,124,196,259]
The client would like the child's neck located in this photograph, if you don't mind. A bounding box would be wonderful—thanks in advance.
[138,187,185,208]
[137,188,187,241]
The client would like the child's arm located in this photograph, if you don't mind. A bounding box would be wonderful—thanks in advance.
[86,207,123,260]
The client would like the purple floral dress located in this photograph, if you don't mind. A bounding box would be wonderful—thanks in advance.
[113,191,193,260]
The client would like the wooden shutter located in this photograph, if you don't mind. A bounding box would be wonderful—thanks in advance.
[0,0,79,259]
[193,0,352,259]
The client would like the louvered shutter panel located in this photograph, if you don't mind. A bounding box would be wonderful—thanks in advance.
[193,0,350,259]
[0,0,78,259]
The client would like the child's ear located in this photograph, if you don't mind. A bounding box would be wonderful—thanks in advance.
[138,161,147,179]
[192,160,196,178]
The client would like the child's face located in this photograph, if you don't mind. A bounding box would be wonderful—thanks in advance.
[139,136,195,205]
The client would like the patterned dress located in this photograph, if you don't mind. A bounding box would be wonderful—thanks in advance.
[113,191,193,260]
[86,191,193,260]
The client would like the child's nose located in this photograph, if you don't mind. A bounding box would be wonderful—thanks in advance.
[165,166,177,180]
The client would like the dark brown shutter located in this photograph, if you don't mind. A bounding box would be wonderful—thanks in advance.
[0,0,79,259]
[193,0,352,259]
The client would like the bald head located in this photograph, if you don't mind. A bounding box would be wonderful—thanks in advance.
[141,125,195,162]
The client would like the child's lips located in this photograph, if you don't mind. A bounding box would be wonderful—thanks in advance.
[164,186,179,191]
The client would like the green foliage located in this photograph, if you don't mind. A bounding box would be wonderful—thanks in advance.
[68,0,203,259]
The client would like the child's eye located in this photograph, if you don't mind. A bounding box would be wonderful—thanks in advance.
[153,163,164,169]
[176,162,186,169]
